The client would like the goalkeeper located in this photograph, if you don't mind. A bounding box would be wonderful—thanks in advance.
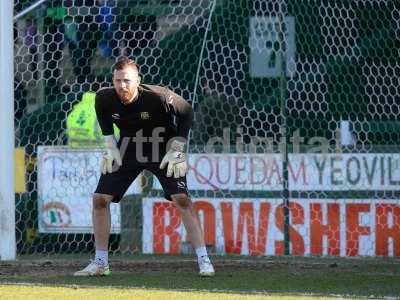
[74,58,215,277]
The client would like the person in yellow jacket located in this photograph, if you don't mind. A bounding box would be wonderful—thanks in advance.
[67,91,119,147]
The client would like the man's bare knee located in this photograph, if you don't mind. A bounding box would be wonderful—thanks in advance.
[93,193,112,210]
[171,194,191,209]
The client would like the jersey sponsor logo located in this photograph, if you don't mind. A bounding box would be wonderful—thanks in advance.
[141,112,150,120]
[112,113,120,119]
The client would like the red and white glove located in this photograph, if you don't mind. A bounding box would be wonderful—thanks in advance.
[159,140,188,178]
[101,135,122,174]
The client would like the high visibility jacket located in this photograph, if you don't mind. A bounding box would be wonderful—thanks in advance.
[67,92,119,147]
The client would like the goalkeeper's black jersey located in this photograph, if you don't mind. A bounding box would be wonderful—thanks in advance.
[95,84,193,161]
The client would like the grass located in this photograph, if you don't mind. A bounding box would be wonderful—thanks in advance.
[0,255,399,299]
[0,285,343,300]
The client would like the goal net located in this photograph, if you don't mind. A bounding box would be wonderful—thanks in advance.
[13,0,400,257]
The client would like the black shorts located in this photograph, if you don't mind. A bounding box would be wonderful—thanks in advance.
[95,160,189,203]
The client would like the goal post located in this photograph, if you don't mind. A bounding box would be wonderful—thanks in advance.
[0,0,16,261]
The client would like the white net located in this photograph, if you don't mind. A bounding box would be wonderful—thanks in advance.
[13,0,400,257]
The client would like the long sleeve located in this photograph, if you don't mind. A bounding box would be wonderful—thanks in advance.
[95,92,114,136]
[165,89,194,139]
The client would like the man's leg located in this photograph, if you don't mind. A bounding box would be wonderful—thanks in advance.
[171,193,203,248]
[171,193,215,277]
[74,150,142,276]
[147,162,214,276]
[74,193,113,276]
[93,193,113,259]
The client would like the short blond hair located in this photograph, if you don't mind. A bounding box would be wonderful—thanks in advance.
[113,58,139,72]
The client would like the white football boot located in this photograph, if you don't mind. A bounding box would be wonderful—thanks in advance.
[74,259,111,276]
[198,257,215,277]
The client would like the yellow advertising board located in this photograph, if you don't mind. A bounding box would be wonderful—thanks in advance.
[15,147,26,193]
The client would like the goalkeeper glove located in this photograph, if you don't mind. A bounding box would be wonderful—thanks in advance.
[101,135,122,174]
[159,140,188,178]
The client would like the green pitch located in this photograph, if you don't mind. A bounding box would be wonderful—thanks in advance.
[0,255,399,299]
[0,285,339,300]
